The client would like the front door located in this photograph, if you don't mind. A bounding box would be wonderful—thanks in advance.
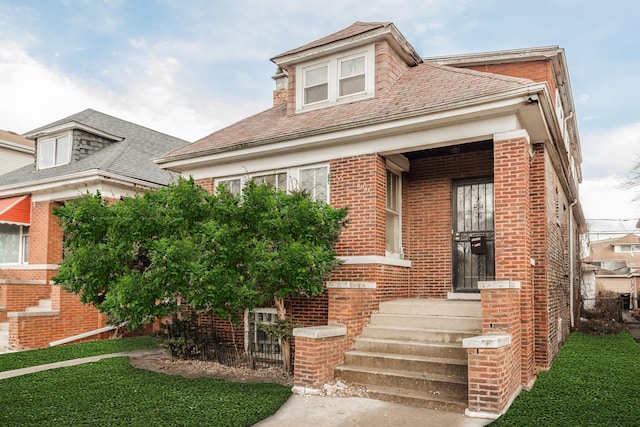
[453,179,495,291]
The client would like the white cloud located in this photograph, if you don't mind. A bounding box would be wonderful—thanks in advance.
[580,122,640,179]
[0,41,262,142]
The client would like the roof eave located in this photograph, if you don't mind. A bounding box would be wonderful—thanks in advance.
[24,121,125,142]
[158,86,546,171]
[0,169,163,200]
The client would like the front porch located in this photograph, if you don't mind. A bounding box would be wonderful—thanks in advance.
[293,283,523,419]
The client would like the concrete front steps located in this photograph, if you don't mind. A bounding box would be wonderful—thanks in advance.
[334,298,481,412]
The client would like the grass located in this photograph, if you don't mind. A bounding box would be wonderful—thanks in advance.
[0,357,292,426]
[492,331,640,426]
[0,336,159,372]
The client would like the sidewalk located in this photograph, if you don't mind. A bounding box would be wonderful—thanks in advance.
[1,349,492,426]
[0,348,164,380]
[255,393,492,427]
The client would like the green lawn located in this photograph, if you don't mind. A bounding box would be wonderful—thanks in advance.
[493,331,640,426]
[0,336,159,372]
[0,357,291,426]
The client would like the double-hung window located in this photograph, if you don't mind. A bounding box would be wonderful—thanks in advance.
[253,172,288,191]
[38,133,71,169]
[303,64,329,105]
[0,223,29,264]
[299,166,328,203]
[386,170,401,255]
[339,55,365,97]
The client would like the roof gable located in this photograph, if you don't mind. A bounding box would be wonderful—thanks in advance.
[271,21,421,67]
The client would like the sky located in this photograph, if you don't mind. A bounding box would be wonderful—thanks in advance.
[1,0,639,241]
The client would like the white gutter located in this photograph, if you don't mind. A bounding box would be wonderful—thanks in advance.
[569,198,578,328]
[0,169,163,199]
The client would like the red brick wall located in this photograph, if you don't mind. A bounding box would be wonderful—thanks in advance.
[532,148,572,369]
[407,147,494,297]
[375,41,410,96]
[331,154,385,256]
[464,61,558,103]
[493,135,535,385]
[29,201,64,265]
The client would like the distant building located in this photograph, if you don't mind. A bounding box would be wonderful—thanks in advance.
[0,130,34,175]
[0,109,187,351]
[583,233,640,308]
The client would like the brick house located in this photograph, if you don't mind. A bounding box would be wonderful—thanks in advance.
[0,129,35,175]
[157,22,585,418]
[0,109,187,352]
[583,233,640,309]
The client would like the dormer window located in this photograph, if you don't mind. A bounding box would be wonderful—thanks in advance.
[296,45,375,112]
[38,133,71,169]
[339,55,365,96]
[304,64,329,104]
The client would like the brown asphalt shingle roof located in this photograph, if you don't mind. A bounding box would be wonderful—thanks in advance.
[163,62,534,160]
[271,21,391,61]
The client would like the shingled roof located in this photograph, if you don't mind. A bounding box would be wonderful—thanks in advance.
[0,109,188,188]
[161,62,534,161]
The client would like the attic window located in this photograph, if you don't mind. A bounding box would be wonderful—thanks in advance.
[304,65,329,104]
[296,45,374,112]
[38,133,71,169]
[339,55,365,96]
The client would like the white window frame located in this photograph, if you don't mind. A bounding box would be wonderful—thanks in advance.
[385,168,402,256]
[296,164,329,203]
[0,223,29,264]
[295,45,375,113]
[214,163,330,204]
[37,132,72,170]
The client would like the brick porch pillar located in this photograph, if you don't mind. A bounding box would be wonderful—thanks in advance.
[463,281,522,418]
[292,325,346,393]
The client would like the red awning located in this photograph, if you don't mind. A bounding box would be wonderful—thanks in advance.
[0,195,31,225]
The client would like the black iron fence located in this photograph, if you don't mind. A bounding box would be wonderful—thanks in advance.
[157,313,283,369]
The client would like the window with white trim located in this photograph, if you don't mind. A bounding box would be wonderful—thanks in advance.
[296,45,375,112]
[299,166,328,203]
[386,170,401,255]
[253,172,287,192]
[217,178,242,196]
[38,133,71,169]
[0,223,29,264]
[339,54,365,97]
[215,164,329,203]
[303,64,329,105]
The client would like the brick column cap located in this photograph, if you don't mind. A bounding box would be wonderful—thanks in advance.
[293,325,346,339]
[478,280,521,289]
[463,334,511,349]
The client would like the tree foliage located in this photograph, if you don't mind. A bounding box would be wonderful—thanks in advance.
[53,178,348,330]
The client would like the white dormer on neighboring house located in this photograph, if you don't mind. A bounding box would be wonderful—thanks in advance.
[0,130,34,175]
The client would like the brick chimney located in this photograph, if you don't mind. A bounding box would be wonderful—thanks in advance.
[272,66,288,107]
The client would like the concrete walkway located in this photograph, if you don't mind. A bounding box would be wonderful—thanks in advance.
[0,348,492,426]
[0,348,164,380]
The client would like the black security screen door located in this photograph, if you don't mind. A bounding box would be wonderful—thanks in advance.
[453,179,495,291]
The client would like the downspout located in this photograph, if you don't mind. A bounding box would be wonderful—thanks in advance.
[568,199,578,328]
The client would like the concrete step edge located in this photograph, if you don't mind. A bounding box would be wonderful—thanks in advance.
[365,383,468,405]
[335,364,467,385]
[344,350,468,366]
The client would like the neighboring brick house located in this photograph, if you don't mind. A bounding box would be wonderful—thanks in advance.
[0,129,35,175]
[157,22,585,418]
[0,109,187,352]
[583,233,640,309]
